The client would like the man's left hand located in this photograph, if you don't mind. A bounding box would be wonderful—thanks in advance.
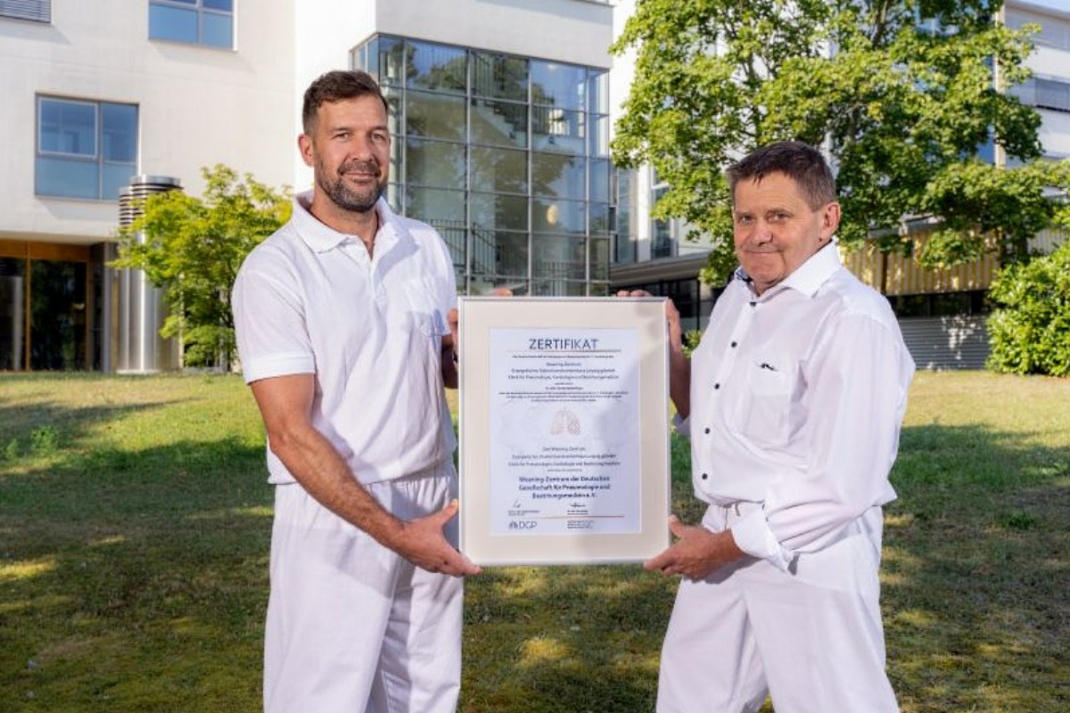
[644,515,744,581]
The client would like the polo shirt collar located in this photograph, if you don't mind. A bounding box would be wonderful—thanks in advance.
[292,190,399,254]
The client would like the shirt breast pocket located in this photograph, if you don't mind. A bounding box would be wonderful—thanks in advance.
[739,363,793,448]
[396,278,448,338]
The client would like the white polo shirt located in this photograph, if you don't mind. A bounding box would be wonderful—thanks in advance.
[232,191,457,485]
[679,243,915,570]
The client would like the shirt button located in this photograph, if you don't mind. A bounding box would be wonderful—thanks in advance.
[701,473,709,480]
[704,427,710,434]
[714,383,720,390]
[749,301,757,307]
[731,341,738,348]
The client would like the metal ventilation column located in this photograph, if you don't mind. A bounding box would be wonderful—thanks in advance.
[114,175,183,373]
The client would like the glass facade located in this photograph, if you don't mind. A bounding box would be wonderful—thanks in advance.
[352,36,612,296]
[35,97,138,201]
[0,248,94,371]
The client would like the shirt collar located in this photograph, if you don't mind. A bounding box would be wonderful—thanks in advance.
[735,239,842,299]
[292,190,398,254]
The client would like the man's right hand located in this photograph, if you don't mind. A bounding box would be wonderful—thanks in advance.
[391,499,482,577]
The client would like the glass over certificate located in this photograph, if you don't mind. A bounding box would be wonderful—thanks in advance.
[458,297,671,566]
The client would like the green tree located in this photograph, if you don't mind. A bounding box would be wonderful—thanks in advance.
[612,0,1069,283]
[114,165,291,369]
[986,238,1070,376]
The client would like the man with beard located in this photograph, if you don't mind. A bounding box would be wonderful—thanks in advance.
[232,70,481,713]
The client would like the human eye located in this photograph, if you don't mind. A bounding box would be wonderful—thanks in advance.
[734,213,754,226]
[768,210,791,223]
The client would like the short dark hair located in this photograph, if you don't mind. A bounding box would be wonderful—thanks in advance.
[302,70,389,134]
[726,141,837,210]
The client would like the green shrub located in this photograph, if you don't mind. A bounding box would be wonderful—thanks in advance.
[986,240,1070,377]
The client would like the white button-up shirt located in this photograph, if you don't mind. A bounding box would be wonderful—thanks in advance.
[232,191,457,485]
[679,243,915,570]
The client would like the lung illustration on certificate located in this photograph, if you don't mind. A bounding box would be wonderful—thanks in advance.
[489,327,640,536]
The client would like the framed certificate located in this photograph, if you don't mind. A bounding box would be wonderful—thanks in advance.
[457,296,671,566]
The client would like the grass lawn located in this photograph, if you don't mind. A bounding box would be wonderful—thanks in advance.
[1,370,1068,712]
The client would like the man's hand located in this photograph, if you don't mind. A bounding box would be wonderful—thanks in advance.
[391,499,482,577]
[644,515,744,581]
[616,289,691,419]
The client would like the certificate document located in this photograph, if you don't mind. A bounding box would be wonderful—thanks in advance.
[489,328,640,536]
[458,297,671,566]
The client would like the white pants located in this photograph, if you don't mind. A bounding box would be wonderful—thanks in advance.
[264,464,463,713]
[657,504,899,713]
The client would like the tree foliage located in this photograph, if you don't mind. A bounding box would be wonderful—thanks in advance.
[114,165,291,369]
[986,238,1070,376]
[612,0,1069,283]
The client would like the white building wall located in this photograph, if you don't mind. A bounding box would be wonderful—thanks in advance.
[0,0,296,245]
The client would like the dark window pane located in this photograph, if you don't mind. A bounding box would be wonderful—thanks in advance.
[39,99,96,157]
[589,202,610,238]
[469,228,528,281]
[406,138,466,188]
[590,158,610,203]
[589,237,609,280]
[471,192,527,231]
[378,36,406,87]
[471,99,527,148]
[471,146,527,194]
[0,258,26,370]
[149,4,198,43]
[406,90,467,141]
[471,52,528,101]
[101,103,137,161]
[408,41,467,94]
[533,233,586,284]
[406,186,465,224]
[30,260,86,371]
[203,0,231,10]
[532,152,584,199]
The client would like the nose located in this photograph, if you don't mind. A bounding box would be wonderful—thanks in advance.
[750,219,774,243]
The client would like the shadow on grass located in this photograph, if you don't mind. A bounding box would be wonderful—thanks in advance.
[0,396,172,462]
[0,438,272,713]
[884,423,1070,713]
[461,423,1070,713]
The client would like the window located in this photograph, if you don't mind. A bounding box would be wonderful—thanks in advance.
[36,97,138,201]
[149,0,233,49]
[1011,76,1070,113]
[0,0,50,22]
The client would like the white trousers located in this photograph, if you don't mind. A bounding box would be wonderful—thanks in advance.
[657,504,899,713]
[264,464,463,713]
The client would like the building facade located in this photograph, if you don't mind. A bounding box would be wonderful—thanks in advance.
[1,0,612,371]
[3,0,1065,371]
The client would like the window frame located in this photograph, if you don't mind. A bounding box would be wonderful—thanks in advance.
[35,96,139,201]
[148,0,234,50]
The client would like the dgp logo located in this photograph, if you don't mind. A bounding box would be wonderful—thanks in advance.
[509,520,538,530]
